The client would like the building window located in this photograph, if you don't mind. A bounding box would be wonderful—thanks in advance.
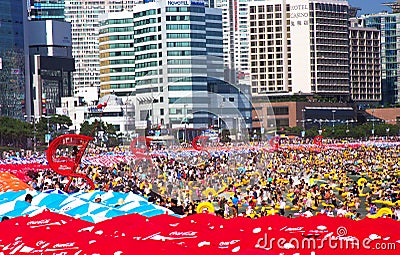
[276,118,289,127]
[267,106,289,115]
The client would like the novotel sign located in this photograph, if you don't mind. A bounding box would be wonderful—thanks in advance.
[167,0,204,6]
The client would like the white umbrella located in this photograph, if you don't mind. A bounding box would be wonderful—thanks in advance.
[58,199,87,213]
[114,200,142,212]
[0,200,30,216]
[123,192,148,203]
[72,190,105,201]
[31,193,68,207]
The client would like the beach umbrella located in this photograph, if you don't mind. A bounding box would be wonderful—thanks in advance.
[0,200,31,216]
[0,190,33,204]
[64,202,110,217]
[126,204,157,214]
[71,190,106,201]
[56,198,87,212]
[79,214,104,223]
[113,200,144,212]
[93,208,126,219]
[0,172,32,191]
[141,209,170,217]
[123,192,148,203]
[5,204,44,218]
[43,196,77,211]
[92,213,153,237]
[0,209,92,230]
[31,192,68,207]
[100,191,129,206]
[0,210,100,254]
[43,189,69,195]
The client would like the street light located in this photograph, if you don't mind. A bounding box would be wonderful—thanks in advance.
[183,104,188,143]
[332,110,336,133]
[301,108,306,130]
[43,116,51,147]
[314,119,323,134]
[218,101,223,138]
[345,119,354,135]
[371,109,375,136]
[31,116,38,152]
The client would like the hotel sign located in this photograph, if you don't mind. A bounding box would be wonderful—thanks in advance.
[167,0,204,6]
[290,3,309,26]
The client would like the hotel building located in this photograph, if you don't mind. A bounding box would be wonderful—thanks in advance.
[349,21,381,103]
[248,0,350,99]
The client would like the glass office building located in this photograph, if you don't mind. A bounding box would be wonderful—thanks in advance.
[28,0,65,21]
[361,13,400,105]
[0,0,25,118]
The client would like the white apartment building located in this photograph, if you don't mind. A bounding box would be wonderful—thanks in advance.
[215,0,250,86]
[248,0,350,98]
[349,22,381,102]
[64,0,140,91]
[234,0,251,86]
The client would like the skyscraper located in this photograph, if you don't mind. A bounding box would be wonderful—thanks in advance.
[349,21,381,103]
[248,0,350,99]
[98,11,135,97]
[215,0,250,86]
[98,1,226,131]
[27,0,65,21]
[0,0,25,118]
[64,0,139,91]
[360,10,400,105]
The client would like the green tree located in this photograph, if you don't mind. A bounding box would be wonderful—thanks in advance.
[35,114,73,149]
[79,120,120,147]
[0,116,33,150]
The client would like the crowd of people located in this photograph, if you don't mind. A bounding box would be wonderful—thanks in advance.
[3,137,400,220]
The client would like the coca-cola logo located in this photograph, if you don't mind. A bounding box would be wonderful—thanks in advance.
[169,231,197,237]
[219,240,240,247]
[52,242,76,248]
[27,219,51,226]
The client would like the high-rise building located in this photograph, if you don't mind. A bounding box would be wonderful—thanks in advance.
[98,12,135,97]
[28,20,75,117]
[27,0,65,21]
[234,0,250,86]
[64,0,140,91]
[248,0,350,99]
[349,21,381,103]
[360,10,400,105]
[215,0,250,86]
[99,1,232,132]
[0,0,25,119]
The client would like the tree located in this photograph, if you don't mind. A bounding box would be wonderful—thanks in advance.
[285,122,400,139]
[35,114,73,149]
[79,120,120,147]
[0,116,32,150]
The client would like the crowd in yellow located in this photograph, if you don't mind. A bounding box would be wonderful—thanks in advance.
[134,141,400,219]
[26,139,400,220]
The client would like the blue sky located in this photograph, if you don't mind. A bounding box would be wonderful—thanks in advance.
[348,0,392,15]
